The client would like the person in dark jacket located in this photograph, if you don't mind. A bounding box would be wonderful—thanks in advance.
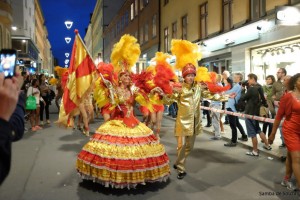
[0,72,25,185]
[240,73,271,156]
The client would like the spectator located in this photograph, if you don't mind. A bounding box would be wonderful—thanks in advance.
[240,73,271,156]
[224,73,248,147]
[0,72,25,185]
[262,75,276,138]
[27,79,44,131]
[210,74,223,140]
[39,74,51,125]
[272,68,287,148]
[222,70,233,125]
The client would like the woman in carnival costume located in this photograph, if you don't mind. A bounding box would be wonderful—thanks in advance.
[76,35,170,189]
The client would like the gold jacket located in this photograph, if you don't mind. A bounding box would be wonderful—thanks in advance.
[164,82,202,136]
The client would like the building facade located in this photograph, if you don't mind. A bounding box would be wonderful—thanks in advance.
[102,0,159,73]
[34,0,53,74]
[91,0,103,62]
[0,0,13,49]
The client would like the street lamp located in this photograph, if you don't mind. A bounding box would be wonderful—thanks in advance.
[65,37,71,44]
[11,26,17,31]
[65,59,69,65]
[65,53,70,58]
[64,20,73,29]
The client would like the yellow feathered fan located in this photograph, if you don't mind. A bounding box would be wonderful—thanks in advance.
[54,66,68,77]
[110,34,141,73]
[170,39,202,70]
[195,66,211,82]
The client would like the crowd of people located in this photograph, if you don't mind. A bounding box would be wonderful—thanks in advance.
[1,35,300,193]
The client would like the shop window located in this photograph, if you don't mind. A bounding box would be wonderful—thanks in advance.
[250,0,266,20]
[164,27,169,52]
[223,0,233,31]
[152,14,157,38]
[182,15,188,40]
[172,21,177,39]
[200,2,208,39]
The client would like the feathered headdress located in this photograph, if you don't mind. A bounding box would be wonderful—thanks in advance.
[110,34,141,74]
[153,52,176,94]
[170,39,202,71]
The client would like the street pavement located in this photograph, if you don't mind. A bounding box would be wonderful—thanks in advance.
[0,104,299,200]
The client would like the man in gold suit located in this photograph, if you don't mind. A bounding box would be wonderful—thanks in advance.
[164,63,202,179]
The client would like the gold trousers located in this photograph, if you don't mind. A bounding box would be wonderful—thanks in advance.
[175,134,196,173]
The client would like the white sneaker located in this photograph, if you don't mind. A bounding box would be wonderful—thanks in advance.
[281,179,297,191]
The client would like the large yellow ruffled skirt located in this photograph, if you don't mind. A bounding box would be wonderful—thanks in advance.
[77,120,170,189]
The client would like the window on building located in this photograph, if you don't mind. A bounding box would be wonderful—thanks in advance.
[130,3,134,20]
[140,26,144,44]
[25,0,27,8]
[182,15,188,40]
[164,27,169,52]
[290,0,300,4]
[250,0,266,20]
[140,0,144,10]
[0,25,2,49]
[25,20,28,31]
[125,10,129,26]
[152,14,157,38]
[164,0,169,5]
[172,21,177,39]
[223,0,233,31]
[144,23,149,42]
[200,2,208,39]
[135,0,138,16]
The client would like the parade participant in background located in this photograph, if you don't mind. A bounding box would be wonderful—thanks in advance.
[163,39,202,180]
[76,35,170,189]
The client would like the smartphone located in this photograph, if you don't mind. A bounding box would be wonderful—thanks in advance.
[0,49,17,78]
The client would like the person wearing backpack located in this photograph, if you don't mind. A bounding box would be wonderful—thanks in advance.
[223,73,248,147]
[239,73,271,156]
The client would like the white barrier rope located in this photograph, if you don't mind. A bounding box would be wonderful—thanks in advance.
[201,106,275,123]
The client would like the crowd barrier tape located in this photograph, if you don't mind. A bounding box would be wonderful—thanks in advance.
[201,106,275,123]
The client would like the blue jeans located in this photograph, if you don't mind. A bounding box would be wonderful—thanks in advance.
[245,119,261,138]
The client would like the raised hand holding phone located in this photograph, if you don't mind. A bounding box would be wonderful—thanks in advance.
[0,49,17,79]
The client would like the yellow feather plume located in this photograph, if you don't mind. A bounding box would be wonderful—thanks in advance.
[110,34,141,73]
[195,66,212,82]
[49,78,58,85]
[93,78,110,109]
[54,66,68,77]
[170,39,202,70]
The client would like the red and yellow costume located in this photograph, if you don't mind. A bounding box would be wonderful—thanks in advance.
[76,35,170,189]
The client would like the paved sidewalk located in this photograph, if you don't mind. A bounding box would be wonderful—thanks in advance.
[165,114,287,160]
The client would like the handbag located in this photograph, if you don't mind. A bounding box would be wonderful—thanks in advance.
[26,87,37,110]
[258,87,269,117]
[234,98,246,112]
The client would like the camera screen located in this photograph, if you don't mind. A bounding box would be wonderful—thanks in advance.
[0,53,16,77]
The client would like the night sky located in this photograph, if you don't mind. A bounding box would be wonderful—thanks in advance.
[40,0,96,67]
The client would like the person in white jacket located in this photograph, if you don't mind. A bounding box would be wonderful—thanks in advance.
[27,79,45,131]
